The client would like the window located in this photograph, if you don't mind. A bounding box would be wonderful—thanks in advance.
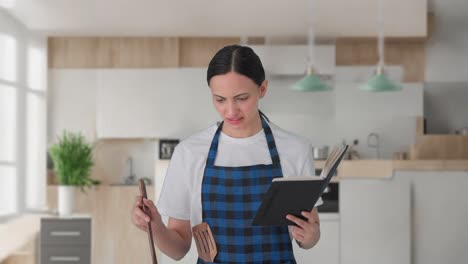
[0,84,16,162]
[0,20,47,217]
[0,33,16,82]
[0,33,18,217]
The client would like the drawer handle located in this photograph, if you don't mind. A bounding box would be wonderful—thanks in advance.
[50,231,81,237]
[50,256,80,262]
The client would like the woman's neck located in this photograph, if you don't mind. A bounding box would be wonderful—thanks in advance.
[222,114,263,138]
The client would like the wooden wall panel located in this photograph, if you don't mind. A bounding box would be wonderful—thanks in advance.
[336,38,425,82]
[48,36,425,80]
[410,135,468,160]
[49,37,179,68]
[48,37,99,68]
[96,37,179,68]
[179,37,240,67]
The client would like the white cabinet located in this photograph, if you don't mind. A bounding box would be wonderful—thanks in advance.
[293,214,340,264]
[250,45,335,76]
[340,177,411,264]
[96,69,218,138]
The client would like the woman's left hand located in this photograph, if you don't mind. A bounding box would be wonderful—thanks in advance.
[286,207,320,249]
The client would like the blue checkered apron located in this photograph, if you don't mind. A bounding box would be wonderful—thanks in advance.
[197,117,296,264]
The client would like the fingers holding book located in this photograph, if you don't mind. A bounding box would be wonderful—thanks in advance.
[287,208,320,249]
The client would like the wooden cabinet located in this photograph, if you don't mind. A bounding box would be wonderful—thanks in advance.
[48,37,239,69]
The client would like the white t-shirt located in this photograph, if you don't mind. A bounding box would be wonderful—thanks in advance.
[157,121,323,226]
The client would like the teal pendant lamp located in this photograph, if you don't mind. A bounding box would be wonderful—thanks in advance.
[361,65,402,92]
[293,67,331,91]
[293,0,331,92]
[360,0,401,92]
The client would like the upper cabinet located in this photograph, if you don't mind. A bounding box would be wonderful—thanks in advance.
[96,69,218,139]
[250,45,335,76]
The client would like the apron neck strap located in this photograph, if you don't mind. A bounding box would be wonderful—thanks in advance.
[207,113,280,167]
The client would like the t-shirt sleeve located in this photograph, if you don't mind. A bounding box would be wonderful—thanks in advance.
[299,142,323,207]
[157,145,191,220]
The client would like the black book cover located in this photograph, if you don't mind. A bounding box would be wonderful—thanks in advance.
[252,145,348,226]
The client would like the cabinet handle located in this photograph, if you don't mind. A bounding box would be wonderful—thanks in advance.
[50,256,80,262]
[50,231,81,237]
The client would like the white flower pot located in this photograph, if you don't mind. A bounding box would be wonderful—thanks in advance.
[58,185,75,216]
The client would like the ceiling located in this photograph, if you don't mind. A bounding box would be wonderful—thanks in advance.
[2,0,427,37]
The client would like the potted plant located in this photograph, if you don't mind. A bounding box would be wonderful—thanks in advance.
[49,131,100,216]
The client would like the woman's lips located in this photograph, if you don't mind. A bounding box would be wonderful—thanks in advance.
[226,117,243,125]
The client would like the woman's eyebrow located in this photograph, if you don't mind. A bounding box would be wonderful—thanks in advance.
[213,93,249,99]
[234,93,249,98]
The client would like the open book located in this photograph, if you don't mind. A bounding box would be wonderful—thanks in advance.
[252,144,348,226]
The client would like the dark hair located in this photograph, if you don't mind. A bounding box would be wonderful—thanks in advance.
[207,45,265,87]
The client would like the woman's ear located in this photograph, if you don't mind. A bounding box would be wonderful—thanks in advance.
[259,80,268,98]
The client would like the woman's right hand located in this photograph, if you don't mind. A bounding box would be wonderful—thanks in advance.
[132,196,163,233]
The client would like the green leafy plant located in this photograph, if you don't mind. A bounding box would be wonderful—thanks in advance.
[49,131,100,190]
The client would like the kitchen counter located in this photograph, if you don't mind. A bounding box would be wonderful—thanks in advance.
[315,159,468,179]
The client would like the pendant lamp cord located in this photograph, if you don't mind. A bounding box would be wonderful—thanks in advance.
[378,0,385,69]
[307,0,316,69]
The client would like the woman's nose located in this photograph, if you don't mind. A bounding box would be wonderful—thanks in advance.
[226,101,238,115]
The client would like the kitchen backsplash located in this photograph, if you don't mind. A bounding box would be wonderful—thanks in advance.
[88,139,158,185]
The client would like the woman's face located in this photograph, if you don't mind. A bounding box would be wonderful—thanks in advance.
[209,71,267,135]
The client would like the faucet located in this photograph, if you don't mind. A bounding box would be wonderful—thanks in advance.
[125,157,136,184]
[367,132,380,159]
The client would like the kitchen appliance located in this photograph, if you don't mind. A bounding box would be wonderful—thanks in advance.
[392,152,408,160]
[455,127,468,136]
[318,182,339,213]
[315,168,339,213]
[313,146,329,160]
[159,139,179,160]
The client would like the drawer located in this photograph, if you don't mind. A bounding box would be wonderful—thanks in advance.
[41,246,90,264]
[41,219,91,246]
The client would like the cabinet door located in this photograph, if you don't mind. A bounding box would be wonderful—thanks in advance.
[293,218,340,264]
[340,178,411,264]
[96,69,218,138]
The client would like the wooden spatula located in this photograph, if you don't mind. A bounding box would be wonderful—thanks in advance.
[139,179,158,264]
[192,222,217,262]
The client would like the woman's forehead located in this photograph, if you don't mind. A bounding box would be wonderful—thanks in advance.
[209,72,258,92]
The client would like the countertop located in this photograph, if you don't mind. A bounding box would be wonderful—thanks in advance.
[316,159,468,179]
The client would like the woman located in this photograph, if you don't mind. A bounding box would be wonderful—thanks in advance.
[132,45,321,263]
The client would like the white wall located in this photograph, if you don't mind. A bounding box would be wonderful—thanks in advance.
[262,67,422,159]
[426,0,468,82]
[423,0,468,134]
[424,82,468,134]
[50,68,423,160]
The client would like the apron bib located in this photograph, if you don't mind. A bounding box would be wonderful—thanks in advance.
[198,118,296,264]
